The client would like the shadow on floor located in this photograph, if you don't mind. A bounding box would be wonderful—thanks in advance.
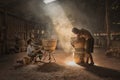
[37,62,65,73]
[80,64,120,80]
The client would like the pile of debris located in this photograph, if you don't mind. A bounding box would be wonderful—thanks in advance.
[105,48,120,58]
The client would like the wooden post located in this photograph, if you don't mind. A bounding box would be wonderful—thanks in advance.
[105,0,110,49]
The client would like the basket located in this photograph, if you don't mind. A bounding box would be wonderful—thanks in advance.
[42,39,57,51]
[71,37,85,49]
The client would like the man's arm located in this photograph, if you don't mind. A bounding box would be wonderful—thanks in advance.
[32,48,41,53]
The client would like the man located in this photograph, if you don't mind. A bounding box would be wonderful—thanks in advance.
[80,28,94,65]
[27,39,43,63]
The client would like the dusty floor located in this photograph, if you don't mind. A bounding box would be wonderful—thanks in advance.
[0,48,120,80]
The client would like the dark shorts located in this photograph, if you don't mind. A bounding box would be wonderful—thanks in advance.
[28,53,36,58]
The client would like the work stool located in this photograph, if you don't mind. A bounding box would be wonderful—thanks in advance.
[42,39,57,63]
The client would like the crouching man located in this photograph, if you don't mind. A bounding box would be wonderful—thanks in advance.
[27,39,43,63]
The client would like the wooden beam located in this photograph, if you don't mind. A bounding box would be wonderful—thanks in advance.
[0,0,23,8]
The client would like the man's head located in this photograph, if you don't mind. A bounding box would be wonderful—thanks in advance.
[72,27,80,34]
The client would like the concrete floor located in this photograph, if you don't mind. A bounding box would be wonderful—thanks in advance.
[0,48,120,80]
